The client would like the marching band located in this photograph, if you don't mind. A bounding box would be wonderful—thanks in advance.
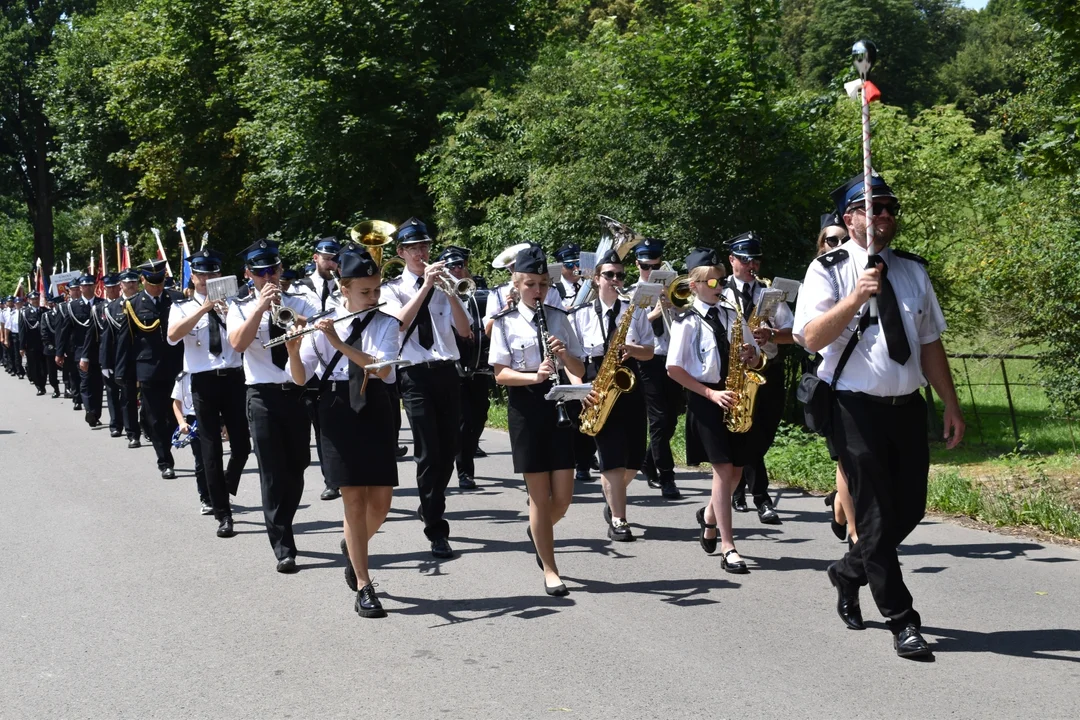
[1,169,966,659]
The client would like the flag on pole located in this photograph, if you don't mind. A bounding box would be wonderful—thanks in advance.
[96,234,107,297]
[36,258,44,306]
[180,233,192,292]
[121,231,131,271]
[150,228,174,277]
[116,227,122,273]
[66,252,71,273]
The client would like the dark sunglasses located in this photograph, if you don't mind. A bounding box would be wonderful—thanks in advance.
[854,201,900,217]
[824,235,847,248]
[445,261,465,270]
[251,265,280,277]
[563,260,579,268]
[600,271,627,281]
[637,261,661,271]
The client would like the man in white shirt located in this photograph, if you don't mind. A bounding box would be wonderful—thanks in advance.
[168,248,251,536]
[723,232,795,524]
[228,239,319,571]
[552,243,582,309]
[381,217,472,559]
[794,171,965,659]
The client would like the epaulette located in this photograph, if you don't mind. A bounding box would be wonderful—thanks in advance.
[568,303,592,314]
[815,248,849,268]
[280,290,302,298]
[382,275,403,286]
[672,308,693,323]
[542,303,568,315]
[491,306,515,321]
[235,293,255,303]
[492,281,508,291]
[892,249,928,266]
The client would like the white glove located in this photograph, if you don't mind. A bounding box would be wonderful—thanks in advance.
[102,369,112,379]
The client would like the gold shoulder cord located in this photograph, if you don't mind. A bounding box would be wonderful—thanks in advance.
[124,298,161,333]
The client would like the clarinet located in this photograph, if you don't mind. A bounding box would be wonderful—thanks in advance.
[534,301,572,429]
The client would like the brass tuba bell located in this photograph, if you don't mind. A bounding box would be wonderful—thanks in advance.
[349,220,397,267]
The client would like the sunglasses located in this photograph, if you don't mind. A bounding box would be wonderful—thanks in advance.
[445,261,465,270]
[600,271,627,282]
[824,235,846,248]
[854,201,900,217]
[563,260,579,268]
[251,265,280,277]
[637,261,661,271]
[699,278,723,289]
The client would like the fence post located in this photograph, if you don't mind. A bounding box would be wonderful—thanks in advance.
[961,357,985,446]
[999,358,1021,449]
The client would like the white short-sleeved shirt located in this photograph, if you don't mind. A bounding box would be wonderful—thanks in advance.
[381,267,464,364]
[292,273,340,314]
[0,308,8,329]
[666,298,758,384]
[226,292,319,385]
[7,306,20,333]
[171,373,195,417]
[556,276,581,309]
[289,307,401,385]
[569,296,655,360]
[629,282,672,356]
[792,241,946,397]
[722,277,795,360]
[167,292,242,373]
[484,283,564,322]
[488,302,584,372]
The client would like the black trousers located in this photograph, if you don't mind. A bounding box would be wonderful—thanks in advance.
[8,336,24,376]
[65,353,81,402]
[456,371,492,478]
[102,373,122,431]
[400,363,461,541]
[140,382,176,470]
[191,370,252,520]
[119,374,140,439]
[300,380,329,488]
[184,414,209,500]
[639,354,683,483]
[25,345,45,390]
[45,351,59,391]
[247,384,310,561]
[80,360,104,421]
[830,391,929,633]
[735,361,786,507]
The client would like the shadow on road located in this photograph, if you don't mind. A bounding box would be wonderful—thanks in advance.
[561,575,740,606]
[925,626,1080,663]
[380,591,574,627]
[901,542,1077,563]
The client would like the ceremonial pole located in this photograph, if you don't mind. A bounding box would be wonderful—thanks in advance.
[852,39,879,319]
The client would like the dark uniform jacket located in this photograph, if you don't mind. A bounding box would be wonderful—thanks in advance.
[41,307,60,356]
[115,290,184,385]
[19,306,44,352]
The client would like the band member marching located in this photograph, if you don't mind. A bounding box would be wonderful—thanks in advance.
[666,247,763,574]
[552,243,582,310]
[167,249,252,537]
[40,295,61,397]
[723,232,795,524]
[490,246,586,596]
[381,218,472,559]
[567,248,654,542]
[286,247,401,618]
[111,269,144,448]
[227,240,318,570]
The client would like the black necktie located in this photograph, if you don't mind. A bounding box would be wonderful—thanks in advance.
[741,283,753,314]
[207,309,223,356]
[414,277,435,350]
[268,314,288,369]
[602,301,619,353]
[870,256,911,365]
[320,281,330,311]
[705,307,729,353]
[347,312,378,410]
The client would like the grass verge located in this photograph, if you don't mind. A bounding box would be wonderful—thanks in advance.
[485,405,1080,541]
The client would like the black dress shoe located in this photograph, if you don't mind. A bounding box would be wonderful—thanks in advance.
[458,474,477,490]
[396,445,409,458]
[646,476,662,490]
[473,447,487,458]
[276,557,298,574]
[732,496,749,512]
[827,563,865,630]
[63,390,71,399]
[608,520,635,542]
[721,548,749,574]
[199,497,213,515]
[51,390,60,398]
[660,479,681,499]
[128,438,141,449]
[341,537,358,591]
[216,516,235,538]
[430,538,454,559]
[356,582,387,618]
[544,581,569,597]
[894,624,932,659]
[89,419,102,428]
[73,402,82,411]
[36,388,45,396]
[320,486,340,501]
[161,468,176,479]
[696,507,717,555]
[590,456,600,471]
[824,491,848,541]
[526,527,543,569]
[757,503,781,525]
[575,469,592,483]
[110,429,123,438]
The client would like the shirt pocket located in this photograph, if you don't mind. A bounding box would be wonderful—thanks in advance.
[898,294,926,346]
[510,337,538,370]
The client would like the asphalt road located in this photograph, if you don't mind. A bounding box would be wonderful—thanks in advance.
[2,376,1078,719]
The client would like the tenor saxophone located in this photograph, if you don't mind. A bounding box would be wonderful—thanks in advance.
[721,297,766,433]
[578,297,640,437]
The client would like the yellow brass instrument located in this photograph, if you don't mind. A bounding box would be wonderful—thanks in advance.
[578,294,644,437]
[720,297,766,433]
[428,262,476,298]
[350,219,405,281]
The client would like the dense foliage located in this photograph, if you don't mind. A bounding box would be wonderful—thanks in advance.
[0,0,1077,410]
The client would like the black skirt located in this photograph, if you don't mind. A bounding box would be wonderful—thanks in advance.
[319,380,399,488]
[592,369,647,472]
[507,383,576,474]
[684,383,751,467]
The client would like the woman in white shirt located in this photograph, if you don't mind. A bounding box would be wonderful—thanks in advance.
[286,248,401,618]
[666,248,762,574]
[489,246,585,597]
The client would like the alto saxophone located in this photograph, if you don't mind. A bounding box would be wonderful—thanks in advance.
[721,297,766,433]
[578,296,640,437]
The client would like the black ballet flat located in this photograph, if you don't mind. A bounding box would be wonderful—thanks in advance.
[695,507,717,555]
[526,527,543,570]
[720,549,749,574]
[824,491,847,541]
[544,581,569,597]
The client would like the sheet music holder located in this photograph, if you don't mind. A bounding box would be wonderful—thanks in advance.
[754,288,786,320]
[769,277,802,303]
[545,383,594,402]
[206,275,239,303]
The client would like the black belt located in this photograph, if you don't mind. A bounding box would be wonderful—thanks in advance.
[193,367,243,377]
[835,390,919,406]
[251,381,302,392]
[403,360,455,370]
